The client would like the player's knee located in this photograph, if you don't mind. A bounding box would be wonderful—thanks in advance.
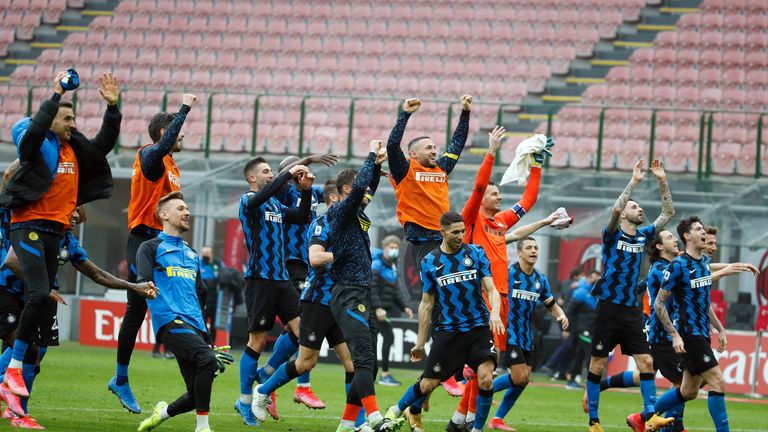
[635,355,654,372]
[679,385,698,401]
[707,374,725,393]
[511,372,530,387]
[477,373,493,390]
[198,351,217,374]
[420,378,439,394]
[589,356,607,374]
[296,356,318,374]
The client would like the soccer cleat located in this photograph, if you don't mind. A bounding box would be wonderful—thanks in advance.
[137,401,167,432]
[664,419,687,432]
[250,385,270,422]
[10,415,45,429]
[581,390,588,414]
[489,418,517,431]
[378,375,402,387]
[294,386,326,409]
[3,368,28,398]
[233,400,258,426]
[371,417,404,432]
[383,405,401,422]
[355,425,374,432]
[442,376,464,397]
[403,407,424,432]
[3,407,14,419]
[645,414,675,432]
[588,422,604,432]
[0,382,25,417]
[626,412,645,432]
[446,420,467,432]
[335,425,356,432]
[267,391,279,420]
[462,365,477,381]
[108,377,142,414]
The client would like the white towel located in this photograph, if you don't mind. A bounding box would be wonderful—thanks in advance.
[549,207,574,230]
[499,134,548,186]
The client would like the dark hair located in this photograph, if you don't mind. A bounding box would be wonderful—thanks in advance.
[587,270,600,277]
[407,136,430,151]
[58,101,74,109]
[569,267,584,279]
[516,236,536,251]
[677,216,702,246]
[439,211,464,227]
[322,180,338,205]
[156,191,185,220]
[148,112,177,143]
[243,157,267,180]
[487,180,497,188]
[336,168,357,194]
[704,225,718,236]
[647,231,664,262]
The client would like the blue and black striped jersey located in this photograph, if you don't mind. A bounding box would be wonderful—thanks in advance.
[421,243,491,333]
[0,208,22,297]
[240,194,290,281]
[661,253,712,338]
[507,263,554,351]
[301,213,334,306]
[646,258,678,344]
[592,225,655,307]
[278,183,323,264]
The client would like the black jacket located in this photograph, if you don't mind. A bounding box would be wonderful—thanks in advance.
[0,94,120,208]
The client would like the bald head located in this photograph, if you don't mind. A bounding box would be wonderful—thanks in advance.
[279,156,300,172]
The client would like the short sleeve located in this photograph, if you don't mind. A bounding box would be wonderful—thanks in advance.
[420,256,435,294]
[475,247,492,279]
[639,224,656,239]
[539,274,554,302]
[312,185,324,203]
[66,234,89,265]
[601,226,612,241]
[660,259,682,293]
[309,216,329,248]
[239,193,252,215]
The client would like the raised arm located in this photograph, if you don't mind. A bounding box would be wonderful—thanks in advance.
[505,211,560,244]
[332,141,380,225]
[246,166,304,209]
[607,160,646,233]
[649,160,674,231]
[386,99,419,184]
[89,72,122,155]
[461,126,503,225]
[711,262,760,280]
[436,95,472,175]
[283,186,313,225]
[74,260,157,298]
[16,71,69,162]
[140,94,196,182]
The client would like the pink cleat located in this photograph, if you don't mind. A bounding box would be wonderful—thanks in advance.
[293,386,326,409]
[3,407,14,419]
[489,418,517,431]
[0,383,25,417]
[442,375,465,397]
[11,415,45,429]
[3,369,28,398]
[266,392,279,420]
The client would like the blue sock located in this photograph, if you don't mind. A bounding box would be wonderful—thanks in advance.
[297,371,310,385]
[115,362,129,385]
[397,382,423,412]
[268,332,298,370]
[600,370,636,391]
[11,340,28,363]
[259,361,295,395]
[494,385,525,419]
[38,347,47,361]
[493,374,513,392]
[0,347,13,380]
[665,400,685,420]
[20,363,35,413]
[655,388,685,414]
[707,391,729,432]
[473,388,494,430]
[586,372,601,423]
[239,347,260,395]
[639,373,657,416]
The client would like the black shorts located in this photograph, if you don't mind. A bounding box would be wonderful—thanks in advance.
[590,301,650,357]
[298,301,345,350]
[244,278,300,332]
[0,290,22,339]
[681,335,719,376]
[126,228,157,283]
[650,342,684,384]
[423,327,497,381]
[504,345,534,368]
[286,260,309,294]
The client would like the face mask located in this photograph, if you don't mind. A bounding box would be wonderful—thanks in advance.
[202,256,211,264]
[387,249,399,260]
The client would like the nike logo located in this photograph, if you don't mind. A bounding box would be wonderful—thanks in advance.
[514,281,522,284]
[690,269,696,274]
[435,264,445,271]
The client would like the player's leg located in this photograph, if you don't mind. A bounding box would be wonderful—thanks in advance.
[490,348,531,431]
[468,328,499,432]
[652,344,686,430]
[332,341,366,427]
[700,366,729,432]
[584,302,621,430]
[256,330,298,383]
[252,344,319,420]
[377,318,398,385]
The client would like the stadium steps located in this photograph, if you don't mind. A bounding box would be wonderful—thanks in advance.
[493,0,703,141]
[1,0,119,81]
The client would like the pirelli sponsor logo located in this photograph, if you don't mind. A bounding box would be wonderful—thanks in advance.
[436,269,477,287]
[415,172,446,183]
[616,240,644,254]
[58,162,75,174]
[265,211,283,223]
[510,288,539,302]
[690,275,712,289]
[166,266,196,280]
[167,171,181,187]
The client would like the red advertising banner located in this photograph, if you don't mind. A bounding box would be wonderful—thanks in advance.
[606,330,767,395]
[557,237,602,281]
[223,218,246,269]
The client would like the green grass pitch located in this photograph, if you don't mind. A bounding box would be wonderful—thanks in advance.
[22,343,766,431]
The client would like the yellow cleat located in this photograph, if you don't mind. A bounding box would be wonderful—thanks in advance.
[137,401,168,432]
[645,414,675,431]
[403,407,424,432]
[588,422,604,432]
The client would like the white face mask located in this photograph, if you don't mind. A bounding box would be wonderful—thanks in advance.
[387,248,399,260]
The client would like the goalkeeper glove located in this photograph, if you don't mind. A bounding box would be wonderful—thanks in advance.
[531,137,556,167]
[213,345,234,374]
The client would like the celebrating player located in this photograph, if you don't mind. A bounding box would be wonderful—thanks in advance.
[384,211,504,432]
[584,160,674,432]
[111,93,197,413]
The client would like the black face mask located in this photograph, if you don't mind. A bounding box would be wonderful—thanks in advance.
[202,256,211,264]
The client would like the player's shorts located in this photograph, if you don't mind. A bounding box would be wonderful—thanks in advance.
[244,278,300,332]
[0,290,22,338]
[494,294,509,351]
[650,342,684,384]
[286,260,309,294]
[299,300,345,350]
[423,326,497,381]
[680,335,719,376]
[590,300,650,357]
[504,344,534,368]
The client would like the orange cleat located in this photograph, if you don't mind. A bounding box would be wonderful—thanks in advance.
[11,414,45,429]
[266,391,279,420]
[442,376,465,397]
[293,386,326,409]
[3,368,28,398]
[488,417,518,431]
[626,412,645,432]
[0,383,25,417]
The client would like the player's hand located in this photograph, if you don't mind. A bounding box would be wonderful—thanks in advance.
[410,345,425,363]
[461,94,473,111]
[369,139,383,155]
[133,281,158,299]
[49,289,67,305]
[631,160,647,184]
[288,164,310,178]
[296,170,315,190]
[649,160,666,181]
[557,314,569,330]
[672,333,686,354]
[375,146,387,165]
[731,262,760,276]
[546,210,560,224]
[561,330,570,339]
[182,93,197,107]
[403,98,421,114]
[98,72,119,106]
[717,331,727,353]
[375,308,387,321]
[54,70,68,95]
[488,125,505,155]
[404,307,414,319]
[490,313,505,336]
[213,345,234,374]
[303,153,339,167]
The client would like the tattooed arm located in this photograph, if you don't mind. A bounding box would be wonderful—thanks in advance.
[607,160,646,233]
[650,160,674,231]
[654,288,685,354]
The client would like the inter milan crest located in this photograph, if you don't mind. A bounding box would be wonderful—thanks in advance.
[463,256,473,267]
[433,363,442,373]
[187,251,195,259]
[59,248,69,260]
[510,350,518,359]
[6,314,15,324]
[308,332,316,342]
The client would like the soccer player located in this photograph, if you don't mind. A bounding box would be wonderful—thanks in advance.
[703,225,718,256]
[485,237,568,431]
[234,157,314,426]
[563,271,599,391]
[111,93,197,413]
[384,211,505,432]
[452,125,553,426]
[136,192,233,432]
[0,71,121,401]
[584,160,674,432]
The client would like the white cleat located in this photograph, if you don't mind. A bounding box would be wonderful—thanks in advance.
[250,385,270,422]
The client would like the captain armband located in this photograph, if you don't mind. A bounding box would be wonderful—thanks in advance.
[444,152,459,160]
